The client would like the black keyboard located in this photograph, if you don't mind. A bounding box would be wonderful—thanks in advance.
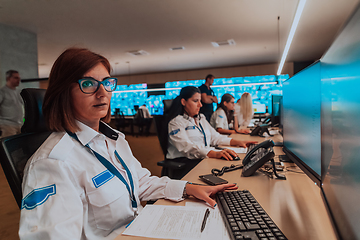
[216,190,287,240]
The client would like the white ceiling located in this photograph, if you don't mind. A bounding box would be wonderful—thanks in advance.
[0,0,359,78]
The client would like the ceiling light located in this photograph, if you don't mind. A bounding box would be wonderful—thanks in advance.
[170,46,185,51]
[211,39,236,47]
[277,0,307,75]
[127,50,149,56]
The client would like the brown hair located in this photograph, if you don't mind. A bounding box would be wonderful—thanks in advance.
[218,93,235,124]
[43,48,112,132]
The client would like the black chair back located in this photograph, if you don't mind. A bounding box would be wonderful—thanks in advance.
[114,111,129,131]
[163,99,173,114]
[0,88,51,208]
[153,115,168,156]
[21,88,48,133]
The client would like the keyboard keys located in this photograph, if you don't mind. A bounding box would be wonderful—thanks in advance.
[216,190,288,240]
[237,221,247,231]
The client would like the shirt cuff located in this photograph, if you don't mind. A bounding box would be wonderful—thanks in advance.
[164,180,188,202]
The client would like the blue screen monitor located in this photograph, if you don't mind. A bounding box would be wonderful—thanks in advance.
[320,5,360,239]
[282,61,321,185]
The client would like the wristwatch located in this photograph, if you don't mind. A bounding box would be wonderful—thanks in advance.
[182,182,192,198]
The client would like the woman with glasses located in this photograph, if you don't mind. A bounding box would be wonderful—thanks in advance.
[210,93,250,134]
[19,48,238,240]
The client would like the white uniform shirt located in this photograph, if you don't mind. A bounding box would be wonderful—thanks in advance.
[166,113,232,159]
[139,105,151,118]
[210,108,233,130]
[19,121,187,240]
[0,85,24,126]
[234,104,253,127]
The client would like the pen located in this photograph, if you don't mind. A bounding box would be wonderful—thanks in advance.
[200,208,210,232]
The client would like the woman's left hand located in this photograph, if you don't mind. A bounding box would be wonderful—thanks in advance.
[185,183,238,207]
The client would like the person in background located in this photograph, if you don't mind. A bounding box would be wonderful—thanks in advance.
[210,93,250,135]
[135,104,152,135]
[19,48,237,240]
[199,74,218,122]
[139,104,152,118]
[167,86,256,163]
[0,70,24,137]
[235,92,254,129]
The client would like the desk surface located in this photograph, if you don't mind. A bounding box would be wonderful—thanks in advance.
[116,130,336,240]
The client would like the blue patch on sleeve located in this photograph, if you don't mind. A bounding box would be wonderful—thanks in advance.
[21,184,56,210]
[169,129,180,135]
[185,126,196,130]
[92,170,114,188]
[218,115,224,119]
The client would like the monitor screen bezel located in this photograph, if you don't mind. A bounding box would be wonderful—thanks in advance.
[282,146,321,186]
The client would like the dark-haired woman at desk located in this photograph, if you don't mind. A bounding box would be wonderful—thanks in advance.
[18,48,237,240]
[210,93,250,135]
[167,86,256,163]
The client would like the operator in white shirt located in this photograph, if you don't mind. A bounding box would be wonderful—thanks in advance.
[235,92,254,128]
[19,48,237,240]
[210,93,250,135]
[167,86,256,161]
[138,104,152,118]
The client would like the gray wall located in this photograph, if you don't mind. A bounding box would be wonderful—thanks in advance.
[0,23,39,89]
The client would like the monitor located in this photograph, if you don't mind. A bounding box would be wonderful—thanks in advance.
[320,4,360,239]
[253,103,266,114]
[278,97,284,135]
[271,95,282,126]
[282,61,321,185]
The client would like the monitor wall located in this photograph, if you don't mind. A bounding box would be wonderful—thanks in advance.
[320,3,360,239]
[282,61,322,181]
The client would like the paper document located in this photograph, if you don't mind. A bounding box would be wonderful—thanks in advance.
[223,146,247,154]
[122,204,230,240]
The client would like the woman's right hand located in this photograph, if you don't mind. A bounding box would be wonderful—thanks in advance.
[207,149,238,160]
[236,128,251,134]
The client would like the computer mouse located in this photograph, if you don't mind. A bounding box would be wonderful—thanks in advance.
[221,155,241,161]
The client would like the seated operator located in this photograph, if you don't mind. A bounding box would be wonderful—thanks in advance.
[210,93,250,135]
[166,86,256,164]
[235,92,254,129]
[18,48,238,240]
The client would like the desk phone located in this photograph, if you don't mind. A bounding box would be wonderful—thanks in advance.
[242,140,275,177]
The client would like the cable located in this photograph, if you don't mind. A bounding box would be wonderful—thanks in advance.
[211,164,243,176]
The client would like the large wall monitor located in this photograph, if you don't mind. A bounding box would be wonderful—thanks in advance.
[320,4,360,239]
[110,74,289,116]
[282,61,322,185]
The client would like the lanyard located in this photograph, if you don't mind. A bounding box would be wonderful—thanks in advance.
[68,132,137,209]
[197,123,207,147]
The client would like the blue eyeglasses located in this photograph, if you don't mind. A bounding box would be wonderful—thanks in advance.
[77,77,117,94]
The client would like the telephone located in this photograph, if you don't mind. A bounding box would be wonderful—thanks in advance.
[242,140,274,177]
[250,124,272,137]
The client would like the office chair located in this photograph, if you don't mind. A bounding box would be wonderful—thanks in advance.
[0,88,51,208]
[163,99,173,113]
[154,115,187,179]
[114,110,130,132]
[155,99,202,179]
[133,108,146,136]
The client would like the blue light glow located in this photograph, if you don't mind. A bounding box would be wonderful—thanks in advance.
[111,74,289,115]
